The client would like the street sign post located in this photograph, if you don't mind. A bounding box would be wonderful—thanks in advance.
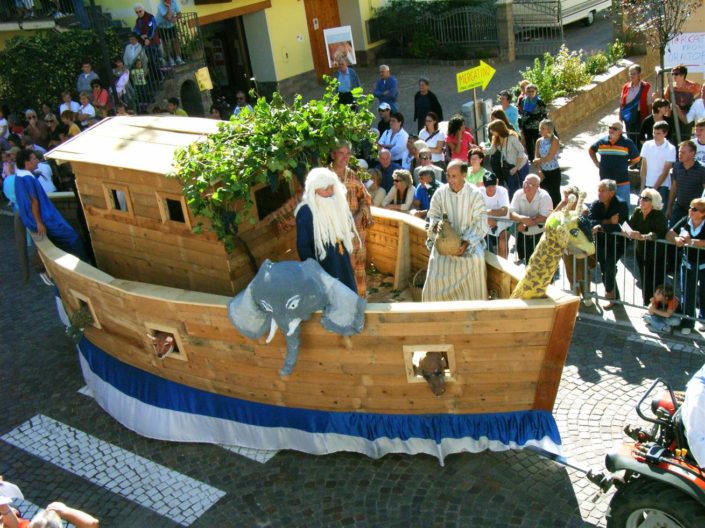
[455,61,497,143]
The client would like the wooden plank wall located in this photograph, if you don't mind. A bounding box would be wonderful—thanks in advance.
[45,250,566,415]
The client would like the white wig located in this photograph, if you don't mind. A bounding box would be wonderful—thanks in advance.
[297,167,358,260]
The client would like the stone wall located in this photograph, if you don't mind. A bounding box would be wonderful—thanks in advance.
[549,48,659,134]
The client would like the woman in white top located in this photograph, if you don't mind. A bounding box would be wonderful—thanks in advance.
[418,111,446,168]
[378,112,409,164]
[383,169,415,212]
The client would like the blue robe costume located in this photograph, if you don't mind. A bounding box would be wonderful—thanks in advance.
[14,174,86,260]
[295,204,356,293]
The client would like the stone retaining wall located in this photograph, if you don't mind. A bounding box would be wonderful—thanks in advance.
[549,48,659,134]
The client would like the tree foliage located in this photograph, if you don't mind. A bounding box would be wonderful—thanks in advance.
[621,0,703,67]
[170,78,376,252]
[0,29,122,112]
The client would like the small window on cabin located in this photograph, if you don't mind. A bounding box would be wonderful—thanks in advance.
[70,290,101,329]
[101,184,133,216]
[403,344,456,384]
[144,323,188,362]
[166,198,186,223]
[156,192,191,228]
[254,180,292,221]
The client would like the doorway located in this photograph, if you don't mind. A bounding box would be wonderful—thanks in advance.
[303,0,341,78]
[201,16,253,109]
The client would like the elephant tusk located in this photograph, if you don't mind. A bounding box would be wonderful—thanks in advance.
[265,318,278,344]
[287,318,302,336]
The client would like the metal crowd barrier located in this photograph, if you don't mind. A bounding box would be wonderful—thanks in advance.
[483,216,705,326]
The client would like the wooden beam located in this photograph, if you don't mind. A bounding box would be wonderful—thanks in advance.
[199,0,271,26]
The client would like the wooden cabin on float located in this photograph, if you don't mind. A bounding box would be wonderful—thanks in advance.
[40,116,580,463]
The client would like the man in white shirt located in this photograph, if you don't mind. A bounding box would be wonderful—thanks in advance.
[694,118,705,166]
[686,84,705,128]
[479,172,510,259]
[640,120,676,206]
[510,174,553,265]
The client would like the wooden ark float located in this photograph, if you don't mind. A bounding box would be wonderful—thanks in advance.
[40,116,580,462]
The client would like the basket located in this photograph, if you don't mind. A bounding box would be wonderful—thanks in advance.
[410,269,426,302]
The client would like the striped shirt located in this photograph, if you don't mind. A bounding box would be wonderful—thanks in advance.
[590,135,640,184]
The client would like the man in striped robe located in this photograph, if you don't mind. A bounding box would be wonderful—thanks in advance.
[422,159,489,302]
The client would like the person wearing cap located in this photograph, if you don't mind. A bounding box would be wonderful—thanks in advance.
[295,167,359,293]
[422,159,489,302]
[413,147,444,185]
[373,64,398,112]
[377,102,392,135]
[410,166,441,219]
[664,64,701,140]
[479,171,510,259]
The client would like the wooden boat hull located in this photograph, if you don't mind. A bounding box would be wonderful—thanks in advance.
[38,228,577,462]
[40,116,579,461]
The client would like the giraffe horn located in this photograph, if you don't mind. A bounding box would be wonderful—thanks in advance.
[576,192,586,215]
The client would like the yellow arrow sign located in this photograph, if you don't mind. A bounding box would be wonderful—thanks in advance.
[456,60,496,93]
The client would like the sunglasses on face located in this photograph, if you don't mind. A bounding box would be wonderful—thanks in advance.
[690,206,704,212]
[639,196,652,201]
[609,126,621,131]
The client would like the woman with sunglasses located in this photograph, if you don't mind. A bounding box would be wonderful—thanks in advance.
[418,111,445,168]
[626,188,667,305]
[383,169,415,213]
[666,198,705,334]
[44,113,69,148]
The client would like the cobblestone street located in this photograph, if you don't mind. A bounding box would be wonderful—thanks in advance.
[1,209,704,527]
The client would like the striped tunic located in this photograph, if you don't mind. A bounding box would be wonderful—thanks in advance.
[422,183,489,302]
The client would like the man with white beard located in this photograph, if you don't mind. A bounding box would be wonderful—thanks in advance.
[296,167,359,293]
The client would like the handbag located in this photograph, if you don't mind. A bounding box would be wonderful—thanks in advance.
[499,141,516,187]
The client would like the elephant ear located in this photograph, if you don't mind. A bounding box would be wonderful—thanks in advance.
[306,260,366,336]
[227,260,272,339]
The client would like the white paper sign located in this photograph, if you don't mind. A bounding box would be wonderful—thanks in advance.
[665,32,705,73]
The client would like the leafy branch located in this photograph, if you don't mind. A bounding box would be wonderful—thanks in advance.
[169,77,376,252]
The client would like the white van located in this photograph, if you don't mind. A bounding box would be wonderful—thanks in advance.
[513,0,611,28]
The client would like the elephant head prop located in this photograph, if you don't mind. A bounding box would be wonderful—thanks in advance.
[228,259,366,376]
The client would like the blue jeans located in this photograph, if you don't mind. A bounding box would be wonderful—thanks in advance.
[643,313,681,331]
[616,184,631,209]
[679,260,705,329]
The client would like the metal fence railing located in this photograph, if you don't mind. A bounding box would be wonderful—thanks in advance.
[484,217,705,329]
[512,0,564,58]
[0,0,79,22]
[423,6,499,47]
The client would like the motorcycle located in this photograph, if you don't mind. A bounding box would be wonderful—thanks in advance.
[529,377,705,527]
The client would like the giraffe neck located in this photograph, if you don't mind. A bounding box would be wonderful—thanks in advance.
[511,233,563,299]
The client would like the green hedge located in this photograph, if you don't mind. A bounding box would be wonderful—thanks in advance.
[0,29,122,112]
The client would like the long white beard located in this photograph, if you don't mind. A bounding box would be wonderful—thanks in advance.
[310,193,357,261]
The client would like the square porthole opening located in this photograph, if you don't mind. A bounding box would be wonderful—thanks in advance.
[102,184,133,216]
[156,192,191,228]
[69,290,101,329]
[144,322,187,362]
[403,344,455,384]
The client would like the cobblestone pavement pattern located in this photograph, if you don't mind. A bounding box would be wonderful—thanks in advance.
[2,208,704,528]
[3,13,705,527]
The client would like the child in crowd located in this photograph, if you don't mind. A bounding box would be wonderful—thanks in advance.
[131,58,149,113]
[61,110,81,138]
[643,284,681,334]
